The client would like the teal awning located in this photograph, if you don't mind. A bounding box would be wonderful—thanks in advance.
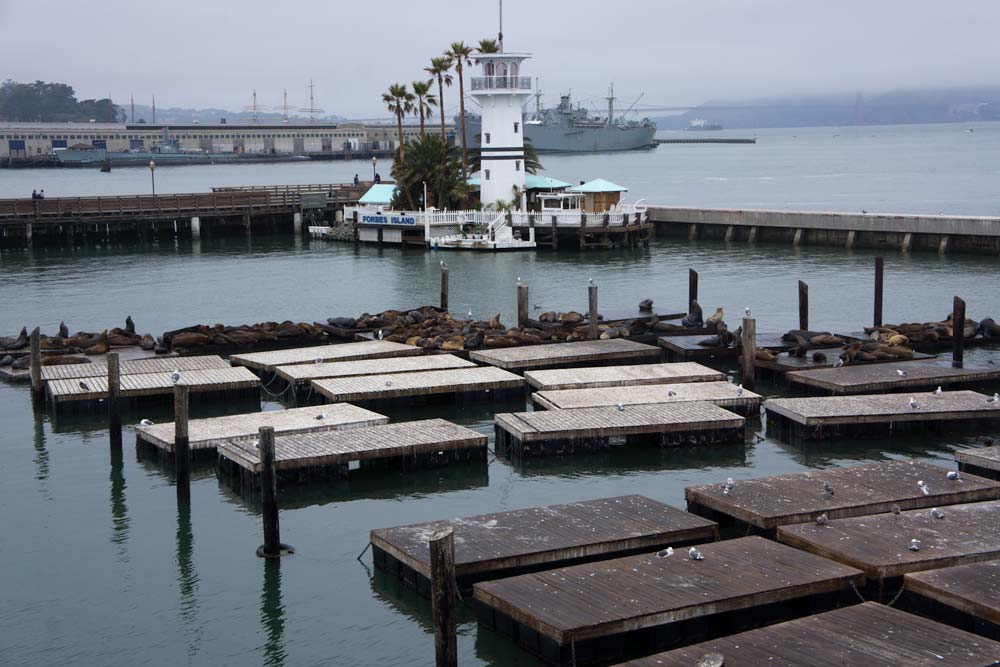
[466,173,572,190]
[359,183,397,205]
[568,178,628,193]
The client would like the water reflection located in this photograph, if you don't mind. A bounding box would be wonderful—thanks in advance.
[175,497,201,661]
[109,444,130,555]
[31,401,50,494]
[260,559,286,667]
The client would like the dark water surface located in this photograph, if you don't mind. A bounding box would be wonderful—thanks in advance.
[2,123,1000,666]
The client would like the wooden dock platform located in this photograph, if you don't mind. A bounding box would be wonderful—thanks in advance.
[755,347,934,373]
[956,445,1000,480]
[494,402,745,458]
[614,602,1000,667]
[766,390,1000,438]
[39,354,229,382]
[217,418,487,488]
[473,535,863,666]
[135,403,387,454]
[230,340,421,373]
[370,495,718,593]
[311,366,524,404]
[524,362,725,391]
[532,381,762,416]
[685,460,1000,532]
[905,560,1000,640]
[46,367,260,404]
[274,354,474,387]
[469,339,662,372]
[787,359,1000,395]
[657,333,792,364]
[778,500,1000,595]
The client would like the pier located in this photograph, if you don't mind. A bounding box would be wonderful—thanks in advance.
[524,362,724,390]
[311,366,524,405]
[787,359,1000,395]
[274,354,475,389]
[370,495,718,593]
[46,366,259,405]
[472,536,863,666]
[904,560,1000,639]
[470,338,662,372]
[531,381,762,415]
[956,445,1000,480]
[39,354,229,381]
[229,340,420,374]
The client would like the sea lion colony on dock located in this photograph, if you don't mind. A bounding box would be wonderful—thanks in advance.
[0,318,157,369]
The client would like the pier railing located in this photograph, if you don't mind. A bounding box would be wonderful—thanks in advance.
[470,76,533,91]
[346,205,648,231]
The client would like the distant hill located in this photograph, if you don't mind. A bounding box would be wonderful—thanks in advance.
[654,87,1000,130]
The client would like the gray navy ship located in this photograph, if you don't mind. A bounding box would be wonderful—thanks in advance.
[461,87,656,154]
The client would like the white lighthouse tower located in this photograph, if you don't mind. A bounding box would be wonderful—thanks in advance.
[470,51,532,208]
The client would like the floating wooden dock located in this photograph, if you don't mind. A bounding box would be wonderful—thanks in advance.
[787,359,1000,395]
[766,390,1000,438]
[778,500,1000,596]
[524,362,725,391]
[135,403,387,454]
[370,495,718,593]
[495,402,745,458]
[532,381,762,416]
[217,418,487,488]
[469,339,661,372]
[615,602,1000,667]
[311,366,524,404]
[39,354,229,382]
[686,460,1000,532]
[905,560,1000,640]
[473,535,863,666]
[956,445,1000,480]
[274,354,474,388]
[230,340,421,373]
[658,334,739,363]
[755,347,934,373]
[46,367,260,404]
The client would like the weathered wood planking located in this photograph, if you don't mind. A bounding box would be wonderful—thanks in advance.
[470,339,661,372]
[524,362,724,391]
[905,560,1000,627]
[230,340,421,372]
[46,367,260,402]
[136,403,387,452]
[756,347,934,373]
[657,333,792,363]
[217,418,486,473]
[614,602,1000,667]
[311,366,524,403]
[371,495,718,588]
[40,354,229,381]
[275,354,474,386]
[532,381,762,415]
[686,460,1000,530]
[766,390,1000,426]
[956,445,1000,480]
[473,536,863,663]
[787,359,1000,395]
[778,500,1000,581]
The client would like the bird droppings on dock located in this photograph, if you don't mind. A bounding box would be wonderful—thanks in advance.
[230,340,422,373]
[787,359,1000,395]
[531,380,762,415]
[470,338,662,372]
[310,366,524,404]
[523,362,724,391]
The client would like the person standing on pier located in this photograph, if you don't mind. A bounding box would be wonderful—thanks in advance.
[353,174,359,186]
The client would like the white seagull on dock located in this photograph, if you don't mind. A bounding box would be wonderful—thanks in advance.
[988,393,1000,403]
[909,397,919,410]
[909,539,921,551]
[377,330,384,340]
[823,481,835,496]
[745,307,751,317]
[616,403,625,412]
[897,369,909,377]
[735,384,744,397]
[139,419,153,427]
[440,260,447,269]
[688,547,704,561]
[930,507,945,519]
[934,386,943,396]
[918,480,930,495]
[947,470,960,481]
[588,278,594,286]
[815,512,828,526]
[171,370,181,385]
[656,547,674,558]
[516,276,522,285]
[833,358,844,368]
[722,477,735,495]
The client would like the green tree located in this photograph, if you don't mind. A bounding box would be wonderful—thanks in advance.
[382,82,414,162]
[423,57,453,169]
[410,80,436,136]
[390,133,468,210]
[0,79,124,122]
[445,41,474,177]
[476,39,500,54]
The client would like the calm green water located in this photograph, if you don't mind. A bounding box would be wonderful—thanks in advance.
[2,123,1000,666]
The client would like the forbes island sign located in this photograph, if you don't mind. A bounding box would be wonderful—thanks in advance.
[362,213,416,226]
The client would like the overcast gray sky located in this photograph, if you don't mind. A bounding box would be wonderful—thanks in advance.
[2,0,998,120]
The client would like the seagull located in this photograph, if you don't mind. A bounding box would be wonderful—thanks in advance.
[823,481,835,496]
[667,390,677,397]
[897,369,909,377]
[722,477,735,495]
[744,307,751,317]
[946,470,960,481]
[385,380,392,387]
[314,358,323,364]
[516,276,522,285]
[377,329,384,340]
[616,403,625,411]
[815,512,828,526]
[930,507,945,520]
[918,480,929,495]
[891,504,902,518]
[467,310,473,319]
[314,413,325,420]
[988,393,1000,403]
[439,260,447,269]
[833,358,844,368]
[139,419,153,426]
[909,538,921,552]
[934,386,943,396]
[588,278,594,286]
[171,370,181,385]
[656,547,674,558]
[909,397,919,410]
[79,381,89,390]
[688,547,704,561]
[532,304,541,311]
[735,384,744,397]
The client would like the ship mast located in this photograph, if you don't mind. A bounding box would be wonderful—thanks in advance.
[606,83,614,125]
[498,0,503,53]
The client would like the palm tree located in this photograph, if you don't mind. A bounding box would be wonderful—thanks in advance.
[382,82,414,162]
[390,133,468,210]
[424,57,453,174]
[445,42,474,177]
[476,39,500,55]
[410,80,436,136]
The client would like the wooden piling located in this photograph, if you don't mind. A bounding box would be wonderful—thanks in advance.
[874,256,884,327]
[174,383,190,495]
[953,296,966,368]
[688,269,698,309]
[589,284,599,340]
[741,316,756,390]
[29,326,41,397]
[440,263,449,312]
[798,280,809,331]
[107,352,122,448]
[259,426,281,557]
[429,528,458,667]
[517,283,529,327]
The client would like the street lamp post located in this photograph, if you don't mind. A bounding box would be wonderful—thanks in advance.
[148,160,156,195]
[371,156,377,182]
[422,180,427,211]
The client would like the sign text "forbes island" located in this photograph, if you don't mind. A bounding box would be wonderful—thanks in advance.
[362,214,416,226]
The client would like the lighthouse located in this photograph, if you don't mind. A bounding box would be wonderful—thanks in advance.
[469,52,532,208]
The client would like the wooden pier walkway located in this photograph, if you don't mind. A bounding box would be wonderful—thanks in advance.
[473,535,863,666]
[532,381,762,415]
[755,347,934,373]
[766,390,1000,438]
[615,602,1000,667]
[39,354,229,381]
[956,445,1000,480]
[311,366,524,404]
[135,403,387,454]
[46,366,260,404]
[274,354,474,387]
[230,340,421,373]
[470,339,661,372]
[787,359,1000,395]
[905,560,1000,638]
[778,500,1000,589]
[685,460,1000,531]
[524,362,724,391]
[495,402,745,458]
[370,495,718,593]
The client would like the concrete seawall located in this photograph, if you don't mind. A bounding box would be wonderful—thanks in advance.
[649,206,1000,254]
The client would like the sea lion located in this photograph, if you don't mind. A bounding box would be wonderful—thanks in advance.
[810,334,843,347]
[84,331,109,355]
[153,337,169,354]
[790,334,811,358]
[539,311,557,323]
[41,355,91,366]
[639,298,653,312]
[706,307,724,329]
[681,300,704,328]
[886,334,909,346]
[756,348,778,362]
[41,337,66,350]
[812,351,828,363]
[171,332,212,348]
[488,313,503,329]
[0,355,12,367]
[5,327,28,350]
[140,334,155,350]
[855,351,876,362]
[440,335,466,351]
[982,318,1000,338]
[327,316,358,329]
[560,312,583,325]
[125,315,135,335]
[12,356,31,369]
[58,322,69,338]
[465,331,484,348]
[841,341,863,363]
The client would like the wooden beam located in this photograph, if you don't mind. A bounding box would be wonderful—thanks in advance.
[874,256,884,327]
[741,317,756,390]
[798,280,809,331]
[953,296,966,368]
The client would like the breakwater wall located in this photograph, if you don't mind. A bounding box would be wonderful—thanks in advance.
[649,206,1000,254]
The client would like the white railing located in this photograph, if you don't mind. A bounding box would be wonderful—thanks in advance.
[344,206,649,234]
[470,76,533,91]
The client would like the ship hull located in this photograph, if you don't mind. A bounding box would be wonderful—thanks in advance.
[462,116,655,153]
